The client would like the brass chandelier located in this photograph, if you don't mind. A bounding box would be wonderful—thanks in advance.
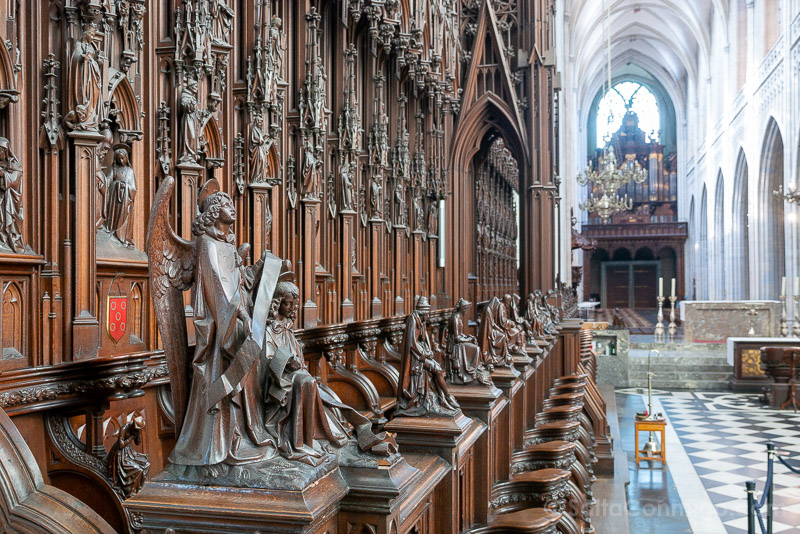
[577,146,647,223]
[576,0,647,224]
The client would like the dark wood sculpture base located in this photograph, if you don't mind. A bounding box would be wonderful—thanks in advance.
[385,411,486,534]
[124,463,348,533]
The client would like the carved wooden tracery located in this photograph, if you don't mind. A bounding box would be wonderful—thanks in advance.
[0,0,562,530]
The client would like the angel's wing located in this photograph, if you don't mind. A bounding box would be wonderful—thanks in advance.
[147,175,196,435]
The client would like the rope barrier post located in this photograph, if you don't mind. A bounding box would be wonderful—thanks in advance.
[747,481,756,534]
[767,442,775,534]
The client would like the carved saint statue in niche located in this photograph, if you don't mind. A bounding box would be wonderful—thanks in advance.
[210,0,235,45]
[95,127,113,230]
[179,77,200,163]
[301,137,321,199]
[102,144,137,247]
[445,298,492,386]
[428,199,439,236]
[477,297,514,367]
[369,173,382,218]
[413,194,425,232]
[396,296,460,417]
[106,413,150,498]
[265,16,283,103]
[249,114,271,183]
[148,177,395,473]
[340,160,354,211]
[0,138,25,253]
[65,26,103,131]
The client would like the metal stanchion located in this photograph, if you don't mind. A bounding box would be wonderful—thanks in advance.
[767,443,775,534]
[747,481,756,534]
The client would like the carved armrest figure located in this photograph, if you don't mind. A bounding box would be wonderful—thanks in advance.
[525,293,546,340]
[477,296,513,367]
[500,294,527,355]
[106,413,150,498]
[396,296,460,417]
[445,298,493,386]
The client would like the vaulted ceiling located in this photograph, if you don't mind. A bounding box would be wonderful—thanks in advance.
[565,0,730,114]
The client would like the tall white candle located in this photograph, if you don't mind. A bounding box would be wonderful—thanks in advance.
[671,278,676,298]
[658,277,663,298]
[782,276,787,297]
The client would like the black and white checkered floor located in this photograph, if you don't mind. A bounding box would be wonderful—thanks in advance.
[617,389,800,533]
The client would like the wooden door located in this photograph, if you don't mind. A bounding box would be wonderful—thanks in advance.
[606,265,630,308]
[633,264,658,308]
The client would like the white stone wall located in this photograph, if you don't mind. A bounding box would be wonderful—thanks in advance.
[557,0,800,313]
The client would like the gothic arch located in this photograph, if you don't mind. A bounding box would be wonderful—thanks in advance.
[713,171,725,299]
[448,91,528,305]
[688,195,695,299]
[699,185,709,300]
[108,74,141,134]
[755,118,785,299]
[731,148,749,299]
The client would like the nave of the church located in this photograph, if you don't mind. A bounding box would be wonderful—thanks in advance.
[0,0,798,533]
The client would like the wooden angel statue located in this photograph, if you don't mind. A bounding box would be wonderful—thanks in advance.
[445,298,492,386]
[147,176,394,471]
[396,296,460,417]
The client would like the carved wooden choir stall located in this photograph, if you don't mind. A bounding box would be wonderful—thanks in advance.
[0,0,613,533]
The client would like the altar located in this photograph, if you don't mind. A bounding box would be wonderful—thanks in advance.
[681,301,781,342]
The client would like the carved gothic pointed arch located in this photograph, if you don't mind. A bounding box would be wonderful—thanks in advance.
[451,92,529,174]
[201,116,224,163]
[108,73,141,135]
[457,0,525,145]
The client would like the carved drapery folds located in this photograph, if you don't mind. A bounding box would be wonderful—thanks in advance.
[0,138,25,253]
[63,1,107,133]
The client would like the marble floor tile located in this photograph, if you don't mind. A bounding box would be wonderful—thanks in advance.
[617,389,800,533]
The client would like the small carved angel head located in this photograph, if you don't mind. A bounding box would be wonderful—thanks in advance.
[271,280,300,322]
[192,191,235,236]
